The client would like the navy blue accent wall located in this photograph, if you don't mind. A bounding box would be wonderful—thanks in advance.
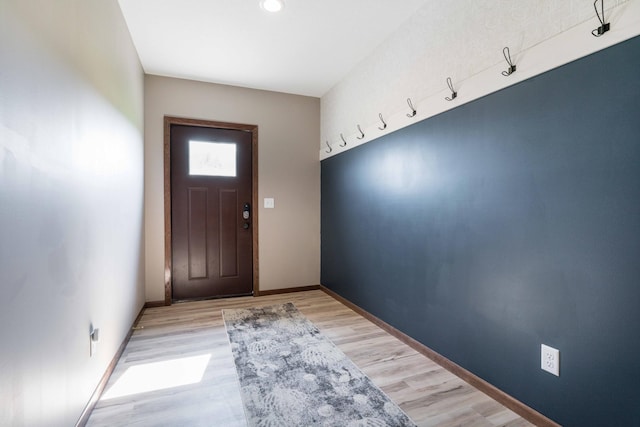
[321,36,640,426]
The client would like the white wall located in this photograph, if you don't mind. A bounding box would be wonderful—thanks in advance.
[321,0,635,153]
[0,1,145,426]
[144,76,320,301]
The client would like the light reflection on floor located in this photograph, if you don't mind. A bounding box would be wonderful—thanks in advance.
[101,354,211,399]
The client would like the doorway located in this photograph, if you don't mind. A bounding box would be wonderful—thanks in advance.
[164,116,259,303]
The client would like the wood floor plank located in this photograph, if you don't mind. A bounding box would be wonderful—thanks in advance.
[87,290,532,427]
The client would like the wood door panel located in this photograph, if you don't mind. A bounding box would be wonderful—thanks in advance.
[219,189,238,278]
[187,187,208,279]
[170,124,253,300]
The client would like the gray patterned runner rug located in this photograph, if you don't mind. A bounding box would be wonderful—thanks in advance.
[223,302,416,427]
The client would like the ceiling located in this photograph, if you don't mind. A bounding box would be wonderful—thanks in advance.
[117,0,430,98]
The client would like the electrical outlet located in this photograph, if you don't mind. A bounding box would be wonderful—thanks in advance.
[541,344,560,376]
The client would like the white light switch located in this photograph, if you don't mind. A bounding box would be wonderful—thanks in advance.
[264,198,275,209]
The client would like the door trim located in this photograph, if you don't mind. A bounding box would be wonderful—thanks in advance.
[163,116,259,305]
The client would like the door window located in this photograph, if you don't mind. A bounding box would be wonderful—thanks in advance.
[188,140,236,177]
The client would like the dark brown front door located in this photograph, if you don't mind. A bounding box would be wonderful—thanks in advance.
[170,123,254,300]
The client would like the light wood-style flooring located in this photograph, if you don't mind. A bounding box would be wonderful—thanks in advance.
[87,290,533,427]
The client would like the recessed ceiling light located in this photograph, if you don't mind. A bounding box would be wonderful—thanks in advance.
[260,0,284,13]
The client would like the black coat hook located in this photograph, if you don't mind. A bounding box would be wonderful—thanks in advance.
[378,113,387,130]
[339,133,347,147]
[325,140,332,154]
[356,124,365,139]
[406,98,417,117]
[445,77,457,101]
[592,0,610,36]
[501,47,516,76]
